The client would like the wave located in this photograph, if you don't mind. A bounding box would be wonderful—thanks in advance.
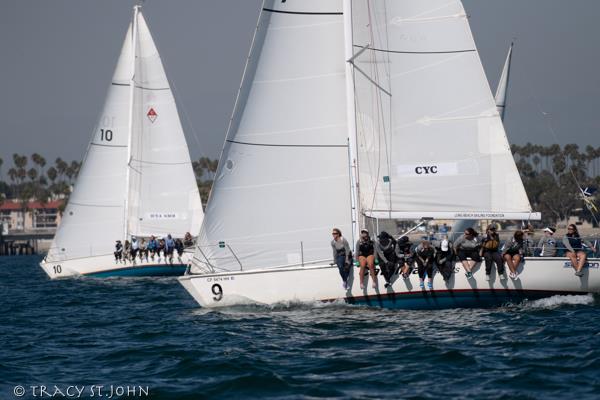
[520,294,595,310]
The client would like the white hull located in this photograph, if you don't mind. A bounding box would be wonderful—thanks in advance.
[179,258,600,309]
[40,252,192,279]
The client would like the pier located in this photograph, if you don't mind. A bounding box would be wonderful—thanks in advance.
[0,229,55,256]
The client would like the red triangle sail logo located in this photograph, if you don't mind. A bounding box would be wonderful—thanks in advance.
[147,107,158,123]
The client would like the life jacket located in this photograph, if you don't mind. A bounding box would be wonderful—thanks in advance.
[397,242,413,256]
[482,234,500,251]
[506,238,523,253]
[359,239,374,256]
[417,246,435,259]
[378,238,396,259]
[567,235,583,250]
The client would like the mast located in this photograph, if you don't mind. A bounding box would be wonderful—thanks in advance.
[343,0,361,248]
[123,4,140,240]
[495,41,513,121]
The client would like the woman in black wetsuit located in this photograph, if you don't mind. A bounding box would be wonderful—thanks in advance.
[355,229,377,290]
[564,224,596,276]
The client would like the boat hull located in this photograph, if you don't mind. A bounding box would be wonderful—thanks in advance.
[178,258,600,309]
[40,253,191,279]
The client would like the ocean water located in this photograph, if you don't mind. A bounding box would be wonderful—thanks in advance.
[1,256,599,400]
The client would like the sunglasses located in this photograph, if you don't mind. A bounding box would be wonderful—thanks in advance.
[332,232,339,236]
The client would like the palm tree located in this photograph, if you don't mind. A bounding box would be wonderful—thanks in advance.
[31,153,46,176]
[27,168,38,182]
[55,158,68,182]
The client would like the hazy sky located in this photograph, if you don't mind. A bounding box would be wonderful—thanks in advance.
[1,0,599,166]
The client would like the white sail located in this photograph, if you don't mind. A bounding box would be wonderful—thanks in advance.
[47,27,133,261]
[495,42,513,120]
[350,1,538,220]
[127,11,203,238]
[193,0,352,273]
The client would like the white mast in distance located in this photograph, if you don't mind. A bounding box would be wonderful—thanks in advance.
[123,4,140,241]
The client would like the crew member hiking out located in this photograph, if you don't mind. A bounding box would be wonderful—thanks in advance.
[331,228,352,290]
[564,224,596,277]
[480,225,505,281]
[114,240,123,263]
[376,231,397,288]
[435,237,454,283]
[416,240,435,290]
[454,227,481,279]
[356,229,377,290]
[502,230,525,280]
[537,227,557,257]
[396,236,415,279]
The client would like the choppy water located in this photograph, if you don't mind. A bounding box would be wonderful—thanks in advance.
[1,256,599,399]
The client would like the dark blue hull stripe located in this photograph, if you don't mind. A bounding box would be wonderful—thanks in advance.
[341,289,584,310]
[84,264,187,278]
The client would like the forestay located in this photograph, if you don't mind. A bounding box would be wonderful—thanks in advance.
[350,0,538,220]
[47,27,133,261]
[193,0,352,273]
[127,12,203,238]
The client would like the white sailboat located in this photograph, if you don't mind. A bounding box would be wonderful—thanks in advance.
[41,5,203,279]
[495,42,513,120]
[179,0,599,309]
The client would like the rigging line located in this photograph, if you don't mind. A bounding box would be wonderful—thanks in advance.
[130,158,192,166]
[262,8,342,15]
[356,45,477,55]
[111,83,170,91]
[528,83,599,226]
[90,142,127,148]
[351,63,392,97]
[68,201,122,208]
[226,139,348,148]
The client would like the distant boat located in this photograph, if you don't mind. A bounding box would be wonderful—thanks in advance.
[179,0,598,309]
[495,42,513,120]
[41,5,203,278]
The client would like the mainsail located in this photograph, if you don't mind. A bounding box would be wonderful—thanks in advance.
[48,7,202,262]
[349,1,537,220]
[193,0,352,272]
[495,42,513,120]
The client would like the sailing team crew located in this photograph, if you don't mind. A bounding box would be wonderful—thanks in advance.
[330,225,597,290]
[114,233,194,265]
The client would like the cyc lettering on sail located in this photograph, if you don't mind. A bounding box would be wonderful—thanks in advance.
[397,162,459,177]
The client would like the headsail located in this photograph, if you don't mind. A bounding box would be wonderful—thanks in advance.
[127,10,203,238]
[349,1,538,220]
[47,26,133,261]
[192,0,352,273]
[495,42,513,120]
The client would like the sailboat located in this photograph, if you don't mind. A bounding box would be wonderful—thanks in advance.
[495,42,513,120]
[179,0,599,309]
[41,5,203,279]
